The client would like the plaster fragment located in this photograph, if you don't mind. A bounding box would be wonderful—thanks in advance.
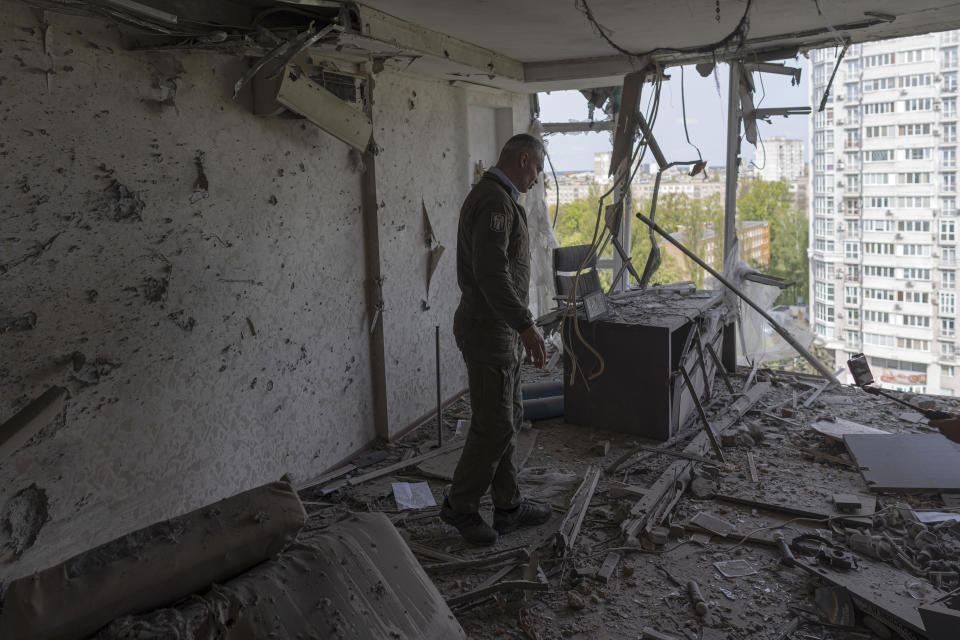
[0,484,50,560]
[142,277,168,302]
[0,311,37,333]
[102,180,145,221]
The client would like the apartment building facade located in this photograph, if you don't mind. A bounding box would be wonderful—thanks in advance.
[809,31,960,395]
[759,137,805,182]
[665,220,770,281]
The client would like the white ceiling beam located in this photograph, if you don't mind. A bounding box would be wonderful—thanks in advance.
[344,3,524,81]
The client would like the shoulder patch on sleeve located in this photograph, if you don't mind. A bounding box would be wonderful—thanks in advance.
[490,212,506,232]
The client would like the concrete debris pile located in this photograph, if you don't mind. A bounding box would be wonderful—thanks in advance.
[304,363,958,640]
[4,363,960,639]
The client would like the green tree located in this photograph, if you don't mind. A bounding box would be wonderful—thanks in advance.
[554,188,676,288]
[736,179,808,306]
[554,178,808,299]
[553,184,605,248]
[631,192,722,288]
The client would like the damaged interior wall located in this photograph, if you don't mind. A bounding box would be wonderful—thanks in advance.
[373,77,534,431]
[0,2,541,581]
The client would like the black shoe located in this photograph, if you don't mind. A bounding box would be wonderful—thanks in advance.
[440,499,499,546]
[493,499,553,533]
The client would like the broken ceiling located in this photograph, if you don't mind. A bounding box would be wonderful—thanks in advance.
[20,1,960,91]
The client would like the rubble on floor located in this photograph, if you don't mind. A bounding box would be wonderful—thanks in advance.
[5,361,960,639]
[289,360,960,639]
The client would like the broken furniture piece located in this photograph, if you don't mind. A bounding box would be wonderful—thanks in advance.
[93,512,466,640]
[0,481,306,639]
[803,555,948,639]
[620,382,771,544]
[843,433,960,492]
[563,287,726,441]
[555,465,600,557]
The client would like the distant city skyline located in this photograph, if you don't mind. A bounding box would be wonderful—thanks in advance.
[538,58,816,172]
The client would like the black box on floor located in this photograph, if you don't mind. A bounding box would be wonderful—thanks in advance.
[561,288,726,442]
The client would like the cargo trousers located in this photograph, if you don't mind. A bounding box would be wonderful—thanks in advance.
[447,342,523,514]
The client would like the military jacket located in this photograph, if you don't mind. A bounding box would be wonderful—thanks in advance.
[453,171,533,363]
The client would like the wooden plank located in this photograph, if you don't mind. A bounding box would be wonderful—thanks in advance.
[404,540,462,563]
[294,463,356,491]
[424,548,529,574]
[322,441,465,488]
[596,552,621,583]
[747,451,759,484]
[693,327,713,404]
[607,483,647,499]
[714,493,877,521]
[0,386,67,460]
[445,579,547,608]
[802,379,833,408]
[555,465,600,556]
[680,365,725,463]
[743,358,760,391]
[621,383,771,542]
[705,341,734,395]
[630,444,717,465]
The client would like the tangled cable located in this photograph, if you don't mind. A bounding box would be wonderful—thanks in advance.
[560,64,664,388]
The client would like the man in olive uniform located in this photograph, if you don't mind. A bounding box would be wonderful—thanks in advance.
[441,134,551,545]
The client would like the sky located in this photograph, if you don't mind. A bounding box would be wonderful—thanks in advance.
[538,59,814,172]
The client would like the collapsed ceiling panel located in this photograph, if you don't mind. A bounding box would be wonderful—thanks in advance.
[356,0,960,88]
[360,0,960,62]
[25,1,960,91]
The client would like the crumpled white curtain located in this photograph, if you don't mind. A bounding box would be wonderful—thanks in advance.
[521,119,560,319]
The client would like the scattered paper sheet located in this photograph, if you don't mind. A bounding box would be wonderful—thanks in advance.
[914,511,960,523]
[714,559,757,578]
[392,482,437,510]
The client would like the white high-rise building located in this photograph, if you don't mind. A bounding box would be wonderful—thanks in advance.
[758,137,804,182]
[593,151,612,184]
[809,31,960,395]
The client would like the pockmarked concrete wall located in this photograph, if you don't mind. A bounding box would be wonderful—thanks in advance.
[0,3,539,580]
[374,76,537,432]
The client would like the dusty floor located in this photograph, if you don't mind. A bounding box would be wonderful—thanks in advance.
[301,359,960,640]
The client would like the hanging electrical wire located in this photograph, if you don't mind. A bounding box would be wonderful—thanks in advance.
[573,0,637,58]
[560,65,665,388]
[546,146,562,229]
[575,0,755,61]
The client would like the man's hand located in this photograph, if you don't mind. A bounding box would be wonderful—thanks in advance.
[929,416,960,444]
[520,325,546,369]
